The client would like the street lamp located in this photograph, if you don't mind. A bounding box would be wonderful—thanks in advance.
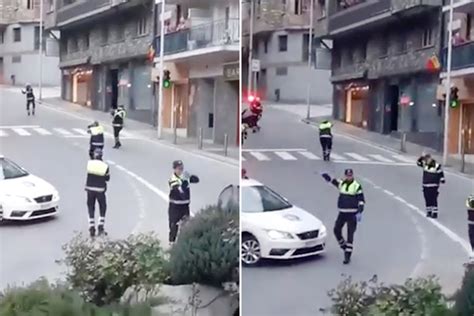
[156,0,166,139]
[247,0,254,95]
[306,0,314,120]
[442,0,454,165]
[38,0,44,100]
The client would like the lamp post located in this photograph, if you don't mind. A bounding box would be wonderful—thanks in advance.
[157,0,166,139]
[442,0,454,165]
[306,0,314,120]
[247,0,254,94]
[38,0,44,100]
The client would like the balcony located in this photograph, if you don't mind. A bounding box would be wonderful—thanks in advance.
[56,0,110,27]
[154,19,239,62]
[442,41,474,72]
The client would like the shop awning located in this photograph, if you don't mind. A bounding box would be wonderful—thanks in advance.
[59,57,91,69]
[330,70,367,83]
[436,77,474,101]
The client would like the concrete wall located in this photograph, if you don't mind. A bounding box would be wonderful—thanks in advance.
[189,78,215,140]
[214,78,238,145]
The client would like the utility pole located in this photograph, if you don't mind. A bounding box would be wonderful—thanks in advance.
[247,0,254,94]
[39,0,44,100]
[443,0,454,165]
[305,0,314,120]
[157,0,166,139]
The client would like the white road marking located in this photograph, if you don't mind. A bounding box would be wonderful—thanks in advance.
[383,189,395,196]
[32,127,52,135]
[298,151,321,160]
[249,152,270,161]
[12,128,31,136]
[0,125,39,128]
[72,128,89,136]
[345,153,371,161]
[242,148,306,152]
[369,154,394,163]
[329,153,346,160]
[275,151,297,160]
[53,128,73,136]
[394,196,407,203]
[391,154,414,163]
[332,161,412,166]
[0,130,7,137]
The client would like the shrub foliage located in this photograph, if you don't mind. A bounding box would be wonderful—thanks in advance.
[453,264,474,316]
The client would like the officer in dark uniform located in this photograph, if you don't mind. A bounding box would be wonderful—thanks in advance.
[111,105,127,149]
[322,168,365,264]
[416,154,445,218]
[242,168,249,179]
[87,121,105,159]
[168,160,199,244]
[21,84,35,116]
[85,148,110,237]
[319,120,333,161]
[467,195,474,263]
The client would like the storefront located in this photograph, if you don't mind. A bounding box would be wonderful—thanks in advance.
[334,82,370,128]
[223,62,240,145]
[61,65,93,107]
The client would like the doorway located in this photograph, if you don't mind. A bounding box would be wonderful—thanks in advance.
[388,85,399,132]
[462,104,474,154]
[109,69,119,110]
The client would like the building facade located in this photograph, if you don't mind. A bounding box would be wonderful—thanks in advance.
[439,0,474,155]
[316,0,445,150]
[242,0,331,104]
[0,0,60,86]
[154,0,240,145]
[45,0,155,124]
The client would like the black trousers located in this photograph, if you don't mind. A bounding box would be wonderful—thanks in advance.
[113,126,122,146]
[168,203,190,242]
[334,212,357,254]
[469,224,474,251]
[86,191,107,228]
[423,187,439,216]
[26,100,35,112]
[89,145,104,159]
[320,137,332,156]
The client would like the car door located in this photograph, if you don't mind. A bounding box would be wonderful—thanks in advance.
[217,184,239,213]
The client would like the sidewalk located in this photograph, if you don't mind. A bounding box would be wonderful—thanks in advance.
[37,96,239,165]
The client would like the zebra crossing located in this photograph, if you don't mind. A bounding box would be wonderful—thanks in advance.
[0,125,134,139]
[242,149,415,165]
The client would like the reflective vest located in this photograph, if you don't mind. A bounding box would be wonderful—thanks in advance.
[319,122,332,138]
[89,125,104,146]
[422,163,444,187]
[23,88,35,101]
[467,197,474,225]
[85,160,109,192]
[168,174,190,205]
[112,109,126,127]
[337,180,364,212]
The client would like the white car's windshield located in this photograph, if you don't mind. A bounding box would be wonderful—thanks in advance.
[0,158,29,180]
[242,185,292,213]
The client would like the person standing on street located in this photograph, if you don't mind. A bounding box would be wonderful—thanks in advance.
[168,160,199,245]
[319,120,333,161]
[321,168,365,264]
[467,195,474,263]
[416,154,445,219]
[85,148,110,237]
[87,121,105,159]
[111,105,127,149]
[21,83,35,116]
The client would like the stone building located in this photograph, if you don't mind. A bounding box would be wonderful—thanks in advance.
[315,0,445,149]
[0,0,60,86]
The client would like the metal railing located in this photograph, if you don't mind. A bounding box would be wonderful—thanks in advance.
[155,18,239,56]
[442,41,474,71]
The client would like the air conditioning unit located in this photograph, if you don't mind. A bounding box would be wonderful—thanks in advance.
[111,0,128,7]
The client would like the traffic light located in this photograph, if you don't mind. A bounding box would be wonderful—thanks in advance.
[163,70,171,89]
[450,87,460,108]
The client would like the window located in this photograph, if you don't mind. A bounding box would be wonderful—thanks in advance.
[294,0,305,15]
[101,26,109,44]
[70,37,78,52]
[359,42,367,62]
[12,55,21,63]
[26,0,34,9]
[278,34,288,52]
[379,34,388,57]
[117,24,125,41]
[34,26,40,49]
[302,33,310,61]
[395,32,407,54]
[421,27,434,48]
[344,48,354,65]
[13,27,21,42]
[60,38,68,54]
[316,0,326,18]
[241,185,292,213]
[0,31,4,44]
[63,0,76,6]
[225,6,230,29]
[276,67,288,76]
[48,0,54,11]
[0,158,29,180]
[137,16,148,36]
[264,39,268,53]
[84,32,89,49]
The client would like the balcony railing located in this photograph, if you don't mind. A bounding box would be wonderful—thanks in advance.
[328,0,390,33]
[154,19,239,57]
[56,0,110,25]
[443,41,474,71]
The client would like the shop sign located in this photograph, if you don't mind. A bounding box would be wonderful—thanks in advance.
[223,62,239,81]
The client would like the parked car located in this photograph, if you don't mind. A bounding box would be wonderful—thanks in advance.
[217,184,239,213]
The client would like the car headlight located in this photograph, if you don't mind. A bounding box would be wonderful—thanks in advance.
[52,191,59,199]
[319,225,327,236]
[265,229,294,240]
[4,195,33,204]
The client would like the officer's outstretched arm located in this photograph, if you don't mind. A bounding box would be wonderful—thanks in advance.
[438,166,445,183]
[190,175,199,183]
[105,168,110,181]
[416,157,425,167]
[356,185,365,213]
[330,179,339,188]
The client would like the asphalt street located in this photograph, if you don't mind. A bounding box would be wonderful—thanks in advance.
[242,105,473,316]
[0,87,237,288]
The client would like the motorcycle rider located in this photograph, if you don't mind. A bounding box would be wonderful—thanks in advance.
[242,96,262,132]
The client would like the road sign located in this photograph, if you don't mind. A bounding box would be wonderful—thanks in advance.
[251,59,260,72]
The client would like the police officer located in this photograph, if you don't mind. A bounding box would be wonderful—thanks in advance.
[21,83,35,116]
[87,121,105,159]
[242,168,249,179]
[319,120,333,161]
[467,195,474,263]
[416,154,445,218]
[111,105,126,149]
[85,148,110,237]
[322,169,365,264]
[168,160,199,244]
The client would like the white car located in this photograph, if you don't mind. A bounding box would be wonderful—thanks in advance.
[241,179,327,266]
[0,156,59,222]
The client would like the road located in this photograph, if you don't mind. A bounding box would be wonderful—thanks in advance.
[0,87,237,288]
[242,105,473,316]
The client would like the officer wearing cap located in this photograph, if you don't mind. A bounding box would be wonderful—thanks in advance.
[87,121,105,159]
[416,153,445,218]
[322,168,365,264]
[168,160,199,244]
[319,120,333,161]
[111,105,127,149]
[467,195,474,263]
[85,148,110,237]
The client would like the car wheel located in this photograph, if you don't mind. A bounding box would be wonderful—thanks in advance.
[241,234,261,266]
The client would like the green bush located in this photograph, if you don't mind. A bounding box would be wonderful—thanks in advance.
[168,205,239,287]
[59,233,168,306]
[0,278,153,316]
[453,264,474,316]
[325,275,452,316]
